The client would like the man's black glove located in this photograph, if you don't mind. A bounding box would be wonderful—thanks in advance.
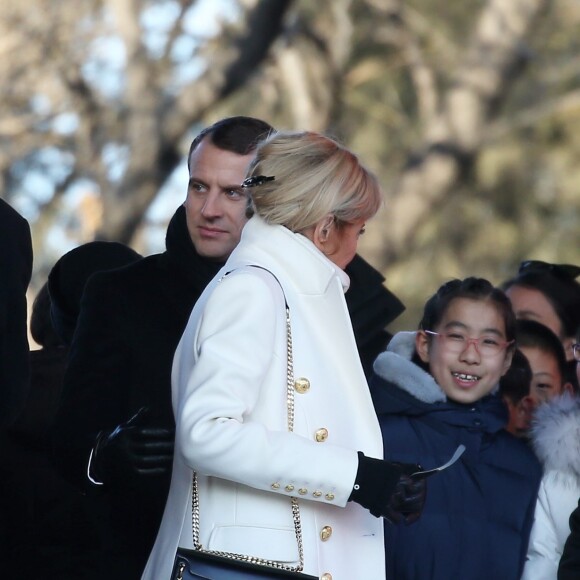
[90,406,174,486]
[349,452,426,525]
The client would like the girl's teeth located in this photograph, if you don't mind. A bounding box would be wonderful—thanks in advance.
[453,372,479,381]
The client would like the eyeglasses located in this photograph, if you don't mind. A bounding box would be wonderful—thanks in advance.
[424,330,514,357]
[573,343,580,362]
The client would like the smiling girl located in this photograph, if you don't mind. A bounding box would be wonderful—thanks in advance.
[370,277,542,580]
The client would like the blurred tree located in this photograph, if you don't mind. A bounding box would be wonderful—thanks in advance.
[1,0,579,324]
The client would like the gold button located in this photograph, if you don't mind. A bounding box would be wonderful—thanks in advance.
[298,488,307,495]
[320,526,332,541]
[285,484,295,492]
[294,377,310,393]
[321,573,332,580]
[313,490,322,498]
[325,493,335,501]
[315,428,329,442]
[271,482,280,490]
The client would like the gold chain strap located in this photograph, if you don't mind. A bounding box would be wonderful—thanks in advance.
[190,305,305,573]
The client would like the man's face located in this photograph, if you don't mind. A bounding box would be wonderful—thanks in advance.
[184,138,254,262]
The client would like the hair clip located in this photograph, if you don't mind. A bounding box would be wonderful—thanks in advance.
[241,175,275,188]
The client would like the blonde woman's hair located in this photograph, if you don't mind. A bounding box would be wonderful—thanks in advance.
[246,131,382,232]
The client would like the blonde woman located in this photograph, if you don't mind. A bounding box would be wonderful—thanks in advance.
[142,131,424,580]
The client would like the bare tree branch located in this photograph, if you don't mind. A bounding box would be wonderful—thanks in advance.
[373,0,550,265]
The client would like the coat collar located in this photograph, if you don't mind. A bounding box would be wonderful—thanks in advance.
[373,331,446,404]
[225,215,350,295]
[164,205,225,293]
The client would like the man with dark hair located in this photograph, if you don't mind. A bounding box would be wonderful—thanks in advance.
[0,199,32,427]
[51,117,275,579]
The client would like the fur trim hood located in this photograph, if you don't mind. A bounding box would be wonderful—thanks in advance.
[373,331,446,404]
[530,392,580,480]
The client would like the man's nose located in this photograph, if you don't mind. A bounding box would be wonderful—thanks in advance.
[201,191,222,218]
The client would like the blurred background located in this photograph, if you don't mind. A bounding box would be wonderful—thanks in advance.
[2,0,579,335]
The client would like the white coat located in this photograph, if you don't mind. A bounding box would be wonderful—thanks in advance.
[142,215,385,580]
[522,393,580,580]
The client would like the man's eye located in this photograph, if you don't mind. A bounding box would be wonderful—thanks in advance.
[225,189,244,199]
[189,182,205,193]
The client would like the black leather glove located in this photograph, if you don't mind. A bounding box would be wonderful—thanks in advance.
[90,407,174,486]
[384,463,426,525]
[349,452,426,525]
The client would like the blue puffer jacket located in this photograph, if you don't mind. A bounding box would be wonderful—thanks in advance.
[370,332,542,580]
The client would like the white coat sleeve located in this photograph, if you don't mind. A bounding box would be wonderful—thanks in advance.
[521,479,560,580]
[174,268,359,507]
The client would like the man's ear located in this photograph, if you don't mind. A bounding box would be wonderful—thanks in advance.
[415,331,431,363]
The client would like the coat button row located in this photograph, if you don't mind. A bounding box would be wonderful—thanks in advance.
[269,483,334,501]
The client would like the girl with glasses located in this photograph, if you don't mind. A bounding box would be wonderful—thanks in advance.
[370,277,542,580]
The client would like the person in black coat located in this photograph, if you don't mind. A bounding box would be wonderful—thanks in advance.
[1,242,142,578]
[0,198,32,427]
[51,117,406,579]
[559,498,580,579]
[344,253,405,377]
[51,117,275,579]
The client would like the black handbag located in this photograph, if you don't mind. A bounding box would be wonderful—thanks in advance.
[171,547,317,579]
[170,304,317,580]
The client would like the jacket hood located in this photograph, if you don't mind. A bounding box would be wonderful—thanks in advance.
[373,331,446,404]
[530,392,580,480]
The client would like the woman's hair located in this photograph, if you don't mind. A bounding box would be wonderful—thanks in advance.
[246,131,382,232]
[502,262,580,339]
[418,277,516,342]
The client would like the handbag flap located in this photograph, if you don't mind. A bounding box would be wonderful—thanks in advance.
[208,525,299,564]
